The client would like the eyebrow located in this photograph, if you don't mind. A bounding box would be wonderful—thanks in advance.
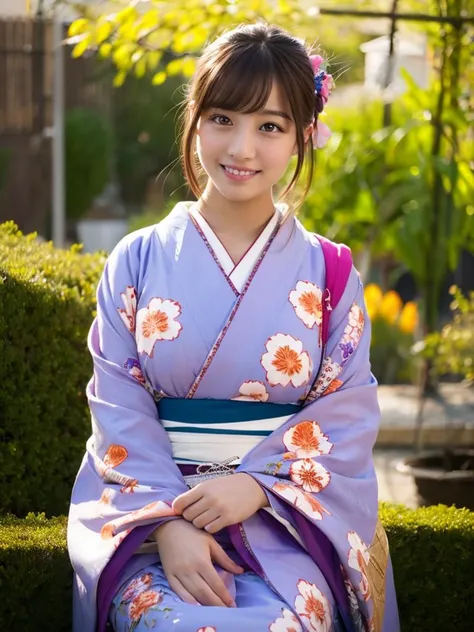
[260,109,293,122]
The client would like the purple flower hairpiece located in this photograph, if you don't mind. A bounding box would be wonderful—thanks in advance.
[309,54,334,148]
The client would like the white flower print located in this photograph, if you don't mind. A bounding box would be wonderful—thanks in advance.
[136,297,183,357]
[261,334,312,388]
[283,421,333,458]
[339,303,365,363]
[290,459,331,493]
[311,357,343,400]
[273,482,331,521]
[118,286,137,333]
[294,579,332,632]
[348,531,371,601]
[98,488,113,505]
[289,281,323,330]
[232,380,269,402]
[196,628,217,632]
[269,607,303,632]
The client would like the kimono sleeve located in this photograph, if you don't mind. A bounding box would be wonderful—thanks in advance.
[71,235,187,542]
[243,267,380,559]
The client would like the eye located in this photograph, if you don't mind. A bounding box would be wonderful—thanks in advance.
[260,122,283,133]
[210,114,232,125]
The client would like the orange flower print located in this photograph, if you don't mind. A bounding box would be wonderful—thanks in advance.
[118,286,137,334]
[103,444,128,469]
[309,357,342,401]
[129,589,162,621]
[99,488,113,505]
[348,531,371,601]
[324,378,343,396]
[270,607,303,632]
[136,298,183,357]
[294,579,332,632]
[290,459,330,493]
[122,572,153,602]
[283,421,333,458]
[273,482,330,521]
[120,479,139,493]
[261,334,312,388]
[101,500,175,540]
[231,380,269,402]
[289,281,323,330]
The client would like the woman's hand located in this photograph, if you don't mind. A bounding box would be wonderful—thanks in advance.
[154,519,244,607]
[172,473,269,533]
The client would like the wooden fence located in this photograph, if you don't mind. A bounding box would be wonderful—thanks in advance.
[0,17,110,235]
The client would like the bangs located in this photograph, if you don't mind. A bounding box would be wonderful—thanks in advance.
[201,47,277,114]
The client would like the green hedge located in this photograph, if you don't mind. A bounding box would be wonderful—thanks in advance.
[0,222,104,516]
[0,505,473,632]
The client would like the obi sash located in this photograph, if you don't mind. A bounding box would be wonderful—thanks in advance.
[158,398,301,465]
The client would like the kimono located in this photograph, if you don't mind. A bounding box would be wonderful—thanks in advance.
[68,202,400,632]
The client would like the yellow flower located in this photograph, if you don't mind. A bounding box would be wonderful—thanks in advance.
[364,284,383,321]
[398,301,419,334]
[379,290,403,325]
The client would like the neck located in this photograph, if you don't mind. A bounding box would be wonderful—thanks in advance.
[195,182,277,242]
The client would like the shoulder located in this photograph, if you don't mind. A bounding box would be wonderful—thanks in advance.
[106,202,192,277]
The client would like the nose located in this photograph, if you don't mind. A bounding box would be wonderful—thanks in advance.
[227,122,256,161]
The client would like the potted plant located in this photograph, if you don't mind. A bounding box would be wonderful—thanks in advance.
[397,286,474,509]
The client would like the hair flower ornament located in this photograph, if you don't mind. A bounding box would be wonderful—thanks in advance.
[309,54,334,149]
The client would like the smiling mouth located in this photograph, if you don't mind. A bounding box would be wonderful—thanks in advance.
[221,165,260,177]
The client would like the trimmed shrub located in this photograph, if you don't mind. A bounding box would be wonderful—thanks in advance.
[0,222,104,516]
[0,504,473,631]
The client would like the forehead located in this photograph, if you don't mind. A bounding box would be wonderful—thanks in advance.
[264,82,291,114]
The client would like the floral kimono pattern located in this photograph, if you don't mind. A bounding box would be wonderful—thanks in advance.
[68,202,399,632]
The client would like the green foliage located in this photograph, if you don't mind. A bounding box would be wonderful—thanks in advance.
[418,286,474,383]
[1,504,473,631]
[113,73,185,210]
[67,0,311,87]
[0,514,71,632]
[382,503,474,631]
[0,222,104,516]
[65,108,112,220]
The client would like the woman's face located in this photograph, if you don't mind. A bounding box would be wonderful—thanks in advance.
[196,81,301,205]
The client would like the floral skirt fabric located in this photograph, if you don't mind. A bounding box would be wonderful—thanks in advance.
[109,562,296,632]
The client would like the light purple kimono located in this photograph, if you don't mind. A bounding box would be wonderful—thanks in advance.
[68,202,399,632]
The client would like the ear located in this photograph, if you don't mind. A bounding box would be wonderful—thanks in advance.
[292,122,314,155]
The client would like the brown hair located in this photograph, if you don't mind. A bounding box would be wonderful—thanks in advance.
[180,23,323,210]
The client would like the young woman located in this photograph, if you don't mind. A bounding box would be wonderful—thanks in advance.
[68,23,400,632]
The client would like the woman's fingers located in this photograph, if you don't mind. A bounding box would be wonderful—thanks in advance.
[180,571,231,607]
[192,509,220,530]
[204,517,225,534]
[168,575,200,606]
[210,538,244,575]
[199,568,236,608]
[182,498,211,523]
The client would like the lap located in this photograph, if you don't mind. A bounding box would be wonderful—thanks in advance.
[109,563,288,632]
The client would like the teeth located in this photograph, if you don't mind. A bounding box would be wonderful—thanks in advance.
[224,166,257,176]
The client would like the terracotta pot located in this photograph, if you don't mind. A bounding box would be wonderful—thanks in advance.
[396,449,474,510]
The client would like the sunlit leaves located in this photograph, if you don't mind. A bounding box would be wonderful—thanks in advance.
[66,0,306,86]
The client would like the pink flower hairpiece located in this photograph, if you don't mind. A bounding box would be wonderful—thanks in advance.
[309,54,334,149]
